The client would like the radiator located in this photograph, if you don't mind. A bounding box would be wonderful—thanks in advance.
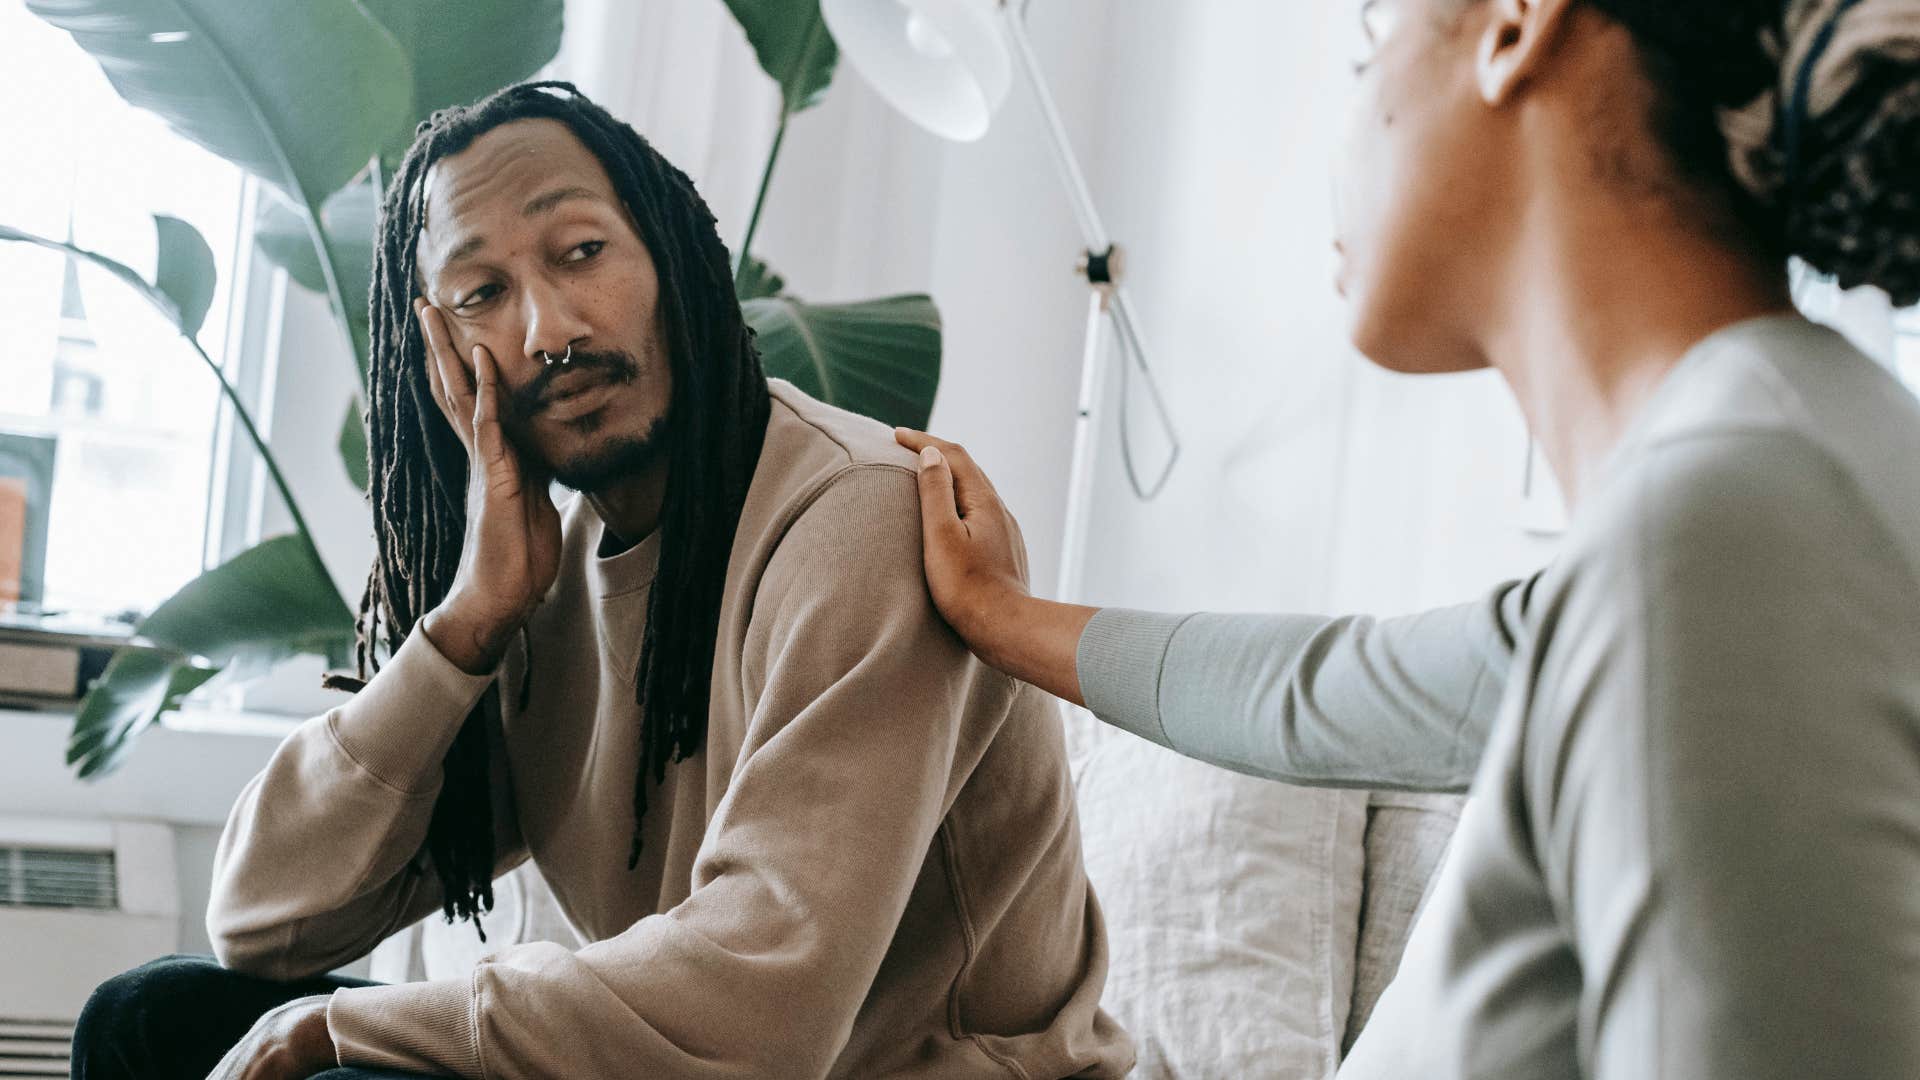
[0,816,177,1077]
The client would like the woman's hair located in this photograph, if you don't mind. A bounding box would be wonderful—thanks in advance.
[1586,0,1920,305]
[355,81,770,934]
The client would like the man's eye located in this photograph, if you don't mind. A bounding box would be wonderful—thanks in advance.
[564,240,606,263]
[455,285,500,309]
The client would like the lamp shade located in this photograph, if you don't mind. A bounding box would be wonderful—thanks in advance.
[821,0,1011,142]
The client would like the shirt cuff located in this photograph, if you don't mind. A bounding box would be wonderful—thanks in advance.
[328,628,497,796]
[330,975,483,1078]
[1075,608,1193,749]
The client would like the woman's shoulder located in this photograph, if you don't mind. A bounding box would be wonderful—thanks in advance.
[1562,424,1901,591]
[1559,317,1920,602]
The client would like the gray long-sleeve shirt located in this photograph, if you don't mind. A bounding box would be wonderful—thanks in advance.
[1077,315,1920,1079]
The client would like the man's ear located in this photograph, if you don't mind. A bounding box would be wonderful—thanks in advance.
[1476,0,1577,106]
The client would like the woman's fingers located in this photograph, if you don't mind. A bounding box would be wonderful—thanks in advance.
[914,445,965,541]
[895,428,1001,514]
[893,427,938,454]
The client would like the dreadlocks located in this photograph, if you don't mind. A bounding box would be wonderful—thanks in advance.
[352,80,770,933]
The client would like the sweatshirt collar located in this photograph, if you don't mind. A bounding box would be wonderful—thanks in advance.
[589,514,662,600]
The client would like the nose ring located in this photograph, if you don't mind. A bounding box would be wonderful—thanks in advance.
[541,344,573,366]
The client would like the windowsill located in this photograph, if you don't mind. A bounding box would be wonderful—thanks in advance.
[159,703,302,739]
[0,703,290,827]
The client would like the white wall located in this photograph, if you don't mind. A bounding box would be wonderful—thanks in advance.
[727,0,1557,619]
[1066,2,1555,618]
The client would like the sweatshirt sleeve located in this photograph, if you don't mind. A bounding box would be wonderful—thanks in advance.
[1075,574,1535,792]
[325,465,1017,1080]
[206,627,528,981]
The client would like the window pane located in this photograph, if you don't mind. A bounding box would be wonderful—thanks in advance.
[0,5,249,615]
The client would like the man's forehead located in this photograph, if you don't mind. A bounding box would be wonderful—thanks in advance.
[416,119,621,273]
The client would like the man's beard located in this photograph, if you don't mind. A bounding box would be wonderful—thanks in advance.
[549,413,671,493]
[503,345,670,493]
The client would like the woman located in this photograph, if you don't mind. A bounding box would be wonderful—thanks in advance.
[898,1,1920,1077]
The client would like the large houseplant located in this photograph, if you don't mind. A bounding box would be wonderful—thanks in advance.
[10,0,942,776]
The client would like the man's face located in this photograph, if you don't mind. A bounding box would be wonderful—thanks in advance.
[415,118,674,489]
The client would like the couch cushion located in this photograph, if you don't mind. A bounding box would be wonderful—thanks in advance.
[1066,706,1368,1079]
[1344,791,1462,1055]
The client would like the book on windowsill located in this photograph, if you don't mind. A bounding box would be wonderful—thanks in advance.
[0,606,139,711]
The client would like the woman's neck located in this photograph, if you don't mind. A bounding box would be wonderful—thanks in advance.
[1481,198,1793,508]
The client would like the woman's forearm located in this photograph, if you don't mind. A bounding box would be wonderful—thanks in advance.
[963,589,1098,707]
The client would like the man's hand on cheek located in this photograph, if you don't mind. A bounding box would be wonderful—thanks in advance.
[204,994,337,1080]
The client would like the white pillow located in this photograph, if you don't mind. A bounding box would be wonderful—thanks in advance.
[1066,707,1368,1080]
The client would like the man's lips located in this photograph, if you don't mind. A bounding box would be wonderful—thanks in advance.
[538,372,620,421]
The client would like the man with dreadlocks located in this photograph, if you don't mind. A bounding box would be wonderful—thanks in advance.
[71,81,1131,1080]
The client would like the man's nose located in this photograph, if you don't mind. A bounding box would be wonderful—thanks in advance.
[520,277,592,365]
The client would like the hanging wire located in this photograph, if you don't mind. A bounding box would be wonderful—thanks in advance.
[1109,298,1180,500]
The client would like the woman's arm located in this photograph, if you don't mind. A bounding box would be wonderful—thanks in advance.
[1541,431,1920,1079]
[897,429,1533,792]
[1078,584,1530,791]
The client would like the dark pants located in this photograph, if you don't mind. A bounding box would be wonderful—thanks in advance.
[72,954,431,1079]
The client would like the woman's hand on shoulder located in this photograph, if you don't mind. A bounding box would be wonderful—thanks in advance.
[895,428,1094,705]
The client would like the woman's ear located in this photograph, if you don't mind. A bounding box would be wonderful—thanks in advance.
[1476,0,1577,106]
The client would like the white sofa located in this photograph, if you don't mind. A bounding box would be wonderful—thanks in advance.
[373,709,1460,1078]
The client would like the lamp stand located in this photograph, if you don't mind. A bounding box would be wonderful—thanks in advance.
[1000,2,1179,606]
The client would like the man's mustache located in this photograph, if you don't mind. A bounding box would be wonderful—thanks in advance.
[511,348,642,417]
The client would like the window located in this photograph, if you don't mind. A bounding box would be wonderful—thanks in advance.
[1792,259,1920,390]
[0,5,265,618]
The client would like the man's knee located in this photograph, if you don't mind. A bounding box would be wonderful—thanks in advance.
[79,954,225,1027]
[72,954,225,1072]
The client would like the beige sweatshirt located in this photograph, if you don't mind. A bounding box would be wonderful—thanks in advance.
[206,381,1131,1079]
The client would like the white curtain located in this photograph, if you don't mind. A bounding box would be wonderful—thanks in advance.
[543,0,784,254]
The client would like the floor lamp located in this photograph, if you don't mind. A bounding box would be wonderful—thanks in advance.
[823,0,1181,604]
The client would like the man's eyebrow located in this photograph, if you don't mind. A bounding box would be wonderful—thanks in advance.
[434,187,608,271]
[523,185,602,217]
[440,234,488,270]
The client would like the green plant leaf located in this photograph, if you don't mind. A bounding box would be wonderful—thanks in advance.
[67,649,221,778]
[255,186,374,295]
[744,293,942,429]
[256,182,378,383]
[26,0,411,208]
[67,533,356,777]
[0,224,170,325]
[152,214,216,338]
[339,397,370,493]
[356,0,566,164]
[722,0,840,115]
[735,254,788,302]
[138,534,355,664]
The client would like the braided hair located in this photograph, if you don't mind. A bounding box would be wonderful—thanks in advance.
[1535,1,1920,304]
[353,80,770,932]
